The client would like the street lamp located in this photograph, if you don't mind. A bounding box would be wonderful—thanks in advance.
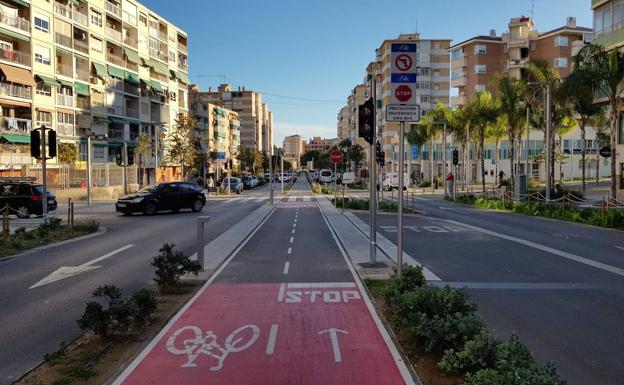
[527,82,552,202]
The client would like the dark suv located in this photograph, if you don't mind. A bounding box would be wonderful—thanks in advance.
[0,182,58,218]
[116,182,205,215]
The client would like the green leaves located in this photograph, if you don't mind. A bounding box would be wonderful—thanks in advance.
[151,243,201,290]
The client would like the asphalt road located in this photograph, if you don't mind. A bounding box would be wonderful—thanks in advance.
[0,186,272,384]
[356,195,624,385]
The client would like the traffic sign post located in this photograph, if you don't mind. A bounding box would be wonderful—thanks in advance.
[330,150,343,201]
[330,150,343,164]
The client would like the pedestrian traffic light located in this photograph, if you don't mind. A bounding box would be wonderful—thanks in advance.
[375,140,383,163]
[30,130,41,159]
[115,147,123,166]
[48,130,57,158]
[127,147,135,166]
[358,98,374,145]
[452,149,459,166]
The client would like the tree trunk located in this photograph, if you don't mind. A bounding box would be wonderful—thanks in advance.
[509,134,515,181]
[480,133,486,194]
[462,142,467,190]
[581,123,586,192]
[430,138,434,192]
[596,146,600,186]
[610,104,618,202]
[495,140,500,185]
[550,129,556,192]
[559,136,563,184]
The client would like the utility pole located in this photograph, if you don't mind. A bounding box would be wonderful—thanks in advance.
[41,125,48,218]
[397,121,405,276]
[269,150,274,204]
[442,122,447,195]
[87,136,92,205]
[545,84,552,202]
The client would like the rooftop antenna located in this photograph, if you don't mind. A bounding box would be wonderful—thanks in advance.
[415,18,418,33]
[530,0,535,19]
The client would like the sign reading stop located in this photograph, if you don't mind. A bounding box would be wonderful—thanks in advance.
[330,150,343,164]
[395,85,412,103]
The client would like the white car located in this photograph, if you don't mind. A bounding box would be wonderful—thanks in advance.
[319,169,333,184]
[383,173,409,191]
[341,172,355,186]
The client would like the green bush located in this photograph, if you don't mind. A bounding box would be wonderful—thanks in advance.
[413,312,484,353]
[131,288,158,326]
[152,243,201,289]
[419,181,432,188]
[465,363,566,385]
[383,265,426,310]
[439,331,501,374]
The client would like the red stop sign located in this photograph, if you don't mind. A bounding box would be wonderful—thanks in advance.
[330,150,343,164]
[395,85,412,103]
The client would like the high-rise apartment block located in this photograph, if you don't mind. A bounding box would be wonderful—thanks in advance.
[282,134,303,168]
[0,0,191,181]
[202,84,273,155]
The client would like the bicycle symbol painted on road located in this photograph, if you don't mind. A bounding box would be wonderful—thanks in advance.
[166,324,260,370]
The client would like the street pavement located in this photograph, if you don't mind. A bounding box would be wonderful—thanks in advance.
[0,185,272,384]
[355,195,624,385]
[112,177,416,385]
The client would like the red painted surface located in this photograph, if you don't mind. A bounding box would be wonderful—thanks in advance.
[330,150,343,164]
[395,85,412,103]
[118,283,407,385]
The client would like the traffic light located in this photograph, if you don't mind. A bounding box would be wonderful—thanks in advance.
[358,98,374,145]
[379,152,385,167]
[115,147,123,166]
[452,149,459,166]
[127,147,135,166]
[30,130,41,159]
[48,130,57,158]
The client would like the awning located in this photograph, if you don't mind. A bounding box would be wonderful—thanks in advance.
[176,71,189,84]
[124,71,140,85]
[109,116,128,124]
[0,63,35,86]
[0,27,29,42]
[57,79,74,88]
[74,82,89,96]
[93,115,111,123]
[150,59,169,76]
[35,75,61,87]
[56,47,73,56]
[8,0,30,7]
[107,65,125,79]
[170,70,177,79]
[1,134,30,144]
[92,62,107,78]
[123,47,140,64]
[149,80,163,92]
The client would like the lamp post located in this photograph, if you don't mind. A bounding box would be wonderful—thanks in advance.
[528,82,552,202]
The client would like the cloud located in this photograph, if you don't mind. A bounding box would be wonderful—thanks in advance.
[273,122,337,147]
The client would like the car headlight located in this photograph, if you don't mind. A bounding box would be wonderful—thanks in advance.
[130,197,144,203]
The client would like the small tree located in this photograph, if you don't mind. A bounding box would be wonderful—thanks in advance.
[164,114,199,179]
[593,109,610,185]
[57,143,78,165]
[136,133,151,186]
[348,144,365,177]
[466,92,499,192]
[151,243,200,290]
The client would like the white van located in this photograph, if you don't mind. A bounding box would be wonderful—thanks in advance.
[319,169,333,184]
[341,172,355,186]
[383,173,409,191]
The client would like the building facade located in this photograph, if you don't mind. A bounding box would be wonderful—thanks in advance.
[202,83,273,155]
[282,134,303,168]
[0,0,190,183]
[304,136,330,153]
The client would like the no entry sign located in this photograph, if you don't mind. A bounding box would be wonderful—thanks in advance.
[330,150,343,164]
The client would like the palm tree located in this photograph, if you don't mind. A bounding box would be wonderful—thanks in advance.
[487,116,508,185]
[575,44,624,200]
[415,114,438,189]
[492,75,526,180]
[447,106,469,189]
[465,91,499,192]
[555,116,576,184]
[562,70,603,191]
[592,109,610,185]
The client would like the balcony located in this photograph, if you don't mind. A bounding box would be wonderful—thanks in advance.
[55,93,74,107]
[129,130,139,141]
[0,12,30,33]
[55,33,72,48]
[123,35,137,48]
[74,39,89,54]
[0,82,31,100]
[105,1,122,18]
[76,67,90,82]
[108,129,124,140]
[123,11,137,25]
[451,95,467,107]
[76,96,90,110]
[106,27,122,42]
[106,52,124,67]
[508,38,529,48]
[53,2,72,19]
[107,105,124,115]
[126,106,139,119]
[0,117,31,134]
[108,77,123,91]
[56,62,73,78]
[0,47,31,67]
[177,41,188,52]
[72,11,88,26]
[508,58,528,68]
[450,75,467,87]
[178,62,188,72]
[56,123,75,137]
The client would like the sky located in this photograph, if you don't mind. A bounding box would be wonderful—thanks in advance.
[142,0,593,146]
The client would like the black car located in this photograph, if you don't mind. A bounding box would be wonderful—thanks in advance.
[0,181,58,218]
[116,182,205,215]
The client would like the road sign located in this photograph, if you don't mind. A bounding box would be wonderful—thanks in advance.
[217,152,227,160]
[600,146,612,158]
[394,54,413,71]
[391,43,417,105]
[330,150,343,164]
[411,145,419,160]
[394,85,412,103]
[386,104,420,122]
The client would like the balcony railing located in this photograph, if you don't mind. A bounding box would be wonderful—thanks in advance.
[105,27,122,42]
[55,94,74,107]
[0,47,31,67]
[106,52,124,67]
[178,62,188,72]
[158,31,167,42]
[108,129,124,140]
[123,35,137,47]
[56,62,73,78]
[108,77,123,91]
[53,3,72,18]
[107,105,124,115]
[0,12,31,33]
[129,131,139,141]
[125,60,138,72]
[76,96,90,110]
[126,107,139,119]
[76,67,90,82]
[177,42,188,52]
[0,117,31,134]
[122,11,137,25]
[0,82,31,99]
[56,123,75,137]
[55,33,73,48]
[72,11,88,26]
[105,1,122,18]
[508,38,529,48]
[74,39,89,54]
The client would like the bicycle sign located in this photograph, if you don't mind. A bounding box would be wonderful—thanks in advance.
[166,324,260,370]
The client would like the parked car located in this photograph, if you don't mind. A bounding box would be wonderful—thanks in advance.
[251,176,262,186]
[0,181,58,218]
[116,182,205,215]
[220,177,243,194]
[319,169,333,184]
[382,173,409,191]
[241,176,255,190]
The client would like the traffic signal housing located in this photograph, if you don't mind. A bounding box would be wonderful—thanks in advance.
[358,98,374,145]
[115,147,123,166]
[30,130,41,159]
[452,149,459,166]
[127,147,135,166]
[48,130,57,158]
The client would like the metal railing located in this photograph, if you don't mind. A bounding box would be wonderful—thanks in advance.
[108,129,124,140]
[56,123,76,137]
[55,94,74,107]
[125,107,139,119]
[108,77,123,91]
[0,117,31,133]
[0,82,31,99]
[74,39,89,54]
[123,11,137,25]
[105,1,122,18]
[177,41,188,52]
[55,33,73,48]
[106,52,125,67]
[72,11,88,26]
[178,62,188,72]
[76,96,90,110]
[53,2,71,18]
[0,12,31,32]
[107,105,124,115]
[76,67,90,82]
[123,35,138,47]
[56,62,73,78]
[105,27,122,42]
[0,47,31,66]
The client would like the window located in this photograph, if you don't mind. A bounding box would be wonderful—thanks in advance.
[91,10,102,27]
[34,15,49,33]
[57,112,74,125]
[420,95,430,103]
[34,45,50,65]
[139,12,147,26]
[139,34,148,50]
[418,68,430,76]
[91,36,103,53]
[475,84,486,92]
[36,110,52,124]
[169,50,175,63]
[554,36,569,47]
[474,64,486,74]
[450,49,463,60]
[554,58,568,68]
[36,83,51,96]
[474,44,487,54]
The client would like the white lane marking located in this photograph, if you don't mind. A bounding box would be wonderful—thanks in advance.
[265,324,279,355]
[289,237,294,243]
[283,262,290,274]
[287,282,356,289]
[277,283,286,302]
[292,229,296,234]
[294,218,297,223]
[318,328,348,363]
[303,196,311,202]
[30,244,135,289]
[615,246,624,252]
[288,196,297,202]
[293,223,297,228]
[445,219,624,278]
[287,247,292,255]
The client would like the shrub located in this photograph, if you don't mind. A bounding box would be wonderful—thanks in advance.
[412,312,484,352]
[465,363,566,385]
[152,243,201,289]
[383,265,426,310]
[439,331,501,374]
[131,288,158,326]
[84,220,100,232]
[78,285,122,338]
[418,181,432,188]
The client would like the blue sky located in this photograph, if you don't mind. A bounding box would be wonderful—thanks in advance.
[143,0,592,146]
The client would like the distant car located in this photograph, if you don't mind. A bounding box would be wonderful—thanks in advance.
[221,177,243,194]
[116,182,205,215]
[383,173,409,191]
[342,172,355,186]
[241,176,254,190]
[0,181,57,218]
[251,176,261,186]
[319,169,333,184]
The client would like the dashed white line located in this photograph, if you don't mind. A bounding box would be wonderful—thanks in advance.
[287,247,292,255]
[283,262,290,274]
[289,237,294,243]
[293,223,297,228]
[266,324,279,354]
[615,246,624,252]
[291,229,296,234]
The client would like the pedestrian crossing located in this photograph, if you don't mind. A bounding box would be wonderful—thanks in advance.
[213,195,317,205]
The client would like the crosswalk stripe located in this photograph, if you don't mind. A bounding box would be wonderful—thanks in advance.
[303,196,311,202]
[288,196,297,202]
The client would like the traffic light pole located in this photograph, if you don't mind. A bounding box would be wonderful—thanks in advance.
[87,136,92,205]
[269,152,274,205]
[41,126,47,218]
[123,142,128,195]
[397,121,405,277]
[369,78,377,265]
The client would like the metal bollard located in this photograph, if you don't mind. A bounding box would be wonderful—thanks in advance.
[67,198,72,227]
[196,216,210,271]
[70,202,75,236]
[3,203,9,240]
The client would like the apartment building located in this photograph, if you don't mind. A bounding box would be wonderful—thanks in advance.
[449,17,592,106]
[282,134,303,168]
[337,106,349,139]
[304,136,330,153]
[203,84,273,155]
[0,0,190,182]
[189,84,240,176]
[336,83,369,164]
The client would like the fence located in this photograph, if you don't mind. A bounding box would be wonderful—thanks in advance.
[14,164,139,189]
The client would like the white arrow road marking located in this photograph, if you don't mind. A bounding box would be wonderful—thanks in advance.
[318,328,348,363]
[30,244,135,289]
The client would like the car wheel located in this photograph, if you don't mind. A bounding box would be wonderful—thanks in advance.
[172,207,180,213]
[191,199,204,212]
[16,206,30,219]
[143,203,157,215]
